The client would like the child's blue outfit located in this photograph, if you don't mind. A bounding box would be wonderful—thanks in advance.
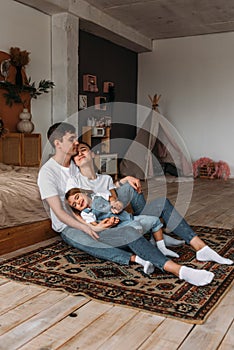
[82,195,163,236]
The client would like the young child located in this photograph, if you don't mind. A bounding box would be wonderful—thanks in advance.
[65,187,180,259]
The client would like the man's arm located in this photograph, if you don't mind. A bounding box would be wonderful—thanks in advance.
[46,195,99,240]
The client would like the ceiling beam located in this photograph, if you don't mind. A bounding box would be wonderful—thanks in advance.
[15,0,152,52]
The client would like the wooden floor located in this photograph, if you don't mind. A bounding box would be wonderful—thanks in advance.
[0,178,233,350]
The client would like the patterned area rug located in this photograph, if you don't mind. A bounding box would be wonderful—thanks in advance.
[0,226,233,324]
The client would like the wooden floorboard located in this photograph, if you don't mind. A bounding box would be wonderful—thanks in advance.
[0,178,233,349]
[178,285,234,350]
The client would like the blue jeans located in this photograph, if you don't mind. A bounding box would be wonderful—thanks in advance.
[116,182,146,215]
[116,183,196,244]
[61,225,169,271]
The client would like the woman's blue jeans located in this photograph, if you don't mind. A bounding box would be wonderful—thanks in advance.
[116,183,196,244]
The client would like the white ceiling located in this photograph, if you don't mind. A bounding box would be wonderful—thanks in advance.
[83,0,234,40]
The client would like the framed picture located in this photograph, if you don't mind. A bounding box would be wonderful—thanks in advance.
[79,95,87,109]
[95,96,106,110]
[83,74,98,92]
[103,81,114,93]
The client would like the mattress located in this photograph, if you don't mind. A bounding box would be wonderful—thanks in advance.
[0,163,48,228]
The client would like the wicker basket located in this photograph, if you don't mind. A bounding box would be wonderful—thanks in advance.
[199,163,215,179]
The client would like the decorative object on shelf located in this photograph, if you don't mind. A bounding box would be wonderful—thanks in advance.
[87,117,96,126]
[9,47,30,87]
[95,96,106,110]
[0,79,55,107]
[103,81,114,93]
[15,66,23,87]
[83,74,98,92]
[104,116,111,127]
[16,108,34,134]
[82,125,111,154]
[193,157,230,180]
[107,84,115,103]
[79,94,87,109]
[92,127,105,137]
[0,59,11,81]
[0,47,54,108]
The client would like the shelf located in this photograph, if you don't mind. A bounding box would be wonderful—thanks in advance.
[82,126,111,153]
[94,153,118,180]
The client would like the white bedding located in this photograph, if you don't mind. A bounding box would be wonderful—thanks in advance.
[0,163,48,228]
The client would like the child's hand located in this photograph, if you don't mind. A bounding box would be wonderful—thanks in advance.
[95,217,120,230]
[110,200,124,214]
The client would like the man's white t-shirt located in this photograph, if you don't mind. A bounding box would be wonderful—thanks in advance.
[37,158,79,232]
[38,158,116,232]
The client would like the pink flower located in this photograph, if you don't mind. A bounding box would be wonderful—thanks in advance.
[193,158,230,180]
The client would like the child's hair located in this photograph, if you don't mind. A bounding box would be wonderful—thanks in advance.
[65,187,93,214]
[47,122,76,147]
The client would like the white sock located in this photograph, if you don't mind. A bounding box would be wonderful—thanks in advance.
[156,240,179,258]
[196,246,233,265]
[135,255,155,274]
[179,266,214,286]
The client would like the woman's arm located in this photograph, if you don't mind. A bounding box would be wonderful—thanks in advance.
[109,188,118,202]
[106,189,124,214]
[115,176,142,193]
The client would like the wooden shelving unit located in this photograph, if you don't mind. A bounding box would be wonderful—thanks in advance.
[81,126,118,178]
[82,126,111,153]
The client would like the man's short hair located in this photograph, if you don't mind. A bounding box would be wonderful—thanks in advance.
[47,122,76,147]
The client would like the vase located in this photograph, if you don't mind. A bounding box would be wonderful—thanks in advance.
[15,66,23,87]
[17,108,34,134]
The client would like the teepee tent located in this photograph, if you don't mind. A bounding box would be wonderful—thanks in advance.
[119,94,192,180]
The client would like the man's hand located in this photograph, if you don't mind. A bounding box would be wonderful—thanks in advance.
[122,176,142,193]
[46,195,99,240]
[110,200,124,214]
[80,224,100,240]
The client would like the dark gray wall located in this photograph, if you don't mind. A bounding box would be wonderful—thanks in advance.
[78,30,138,156]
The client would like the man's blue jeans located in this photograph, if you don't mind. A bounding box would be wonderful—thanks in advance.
[61,225,169,271]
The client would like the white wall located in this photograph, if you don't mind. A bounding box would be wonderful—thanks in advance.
[138,32,234,176]
[0,0,51,149]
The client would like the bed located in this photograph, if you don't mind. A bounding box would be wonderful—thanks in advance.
[0,162,56,255]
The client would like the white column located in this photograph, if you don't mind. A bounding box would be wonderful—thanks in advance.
[52,13,79,126]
